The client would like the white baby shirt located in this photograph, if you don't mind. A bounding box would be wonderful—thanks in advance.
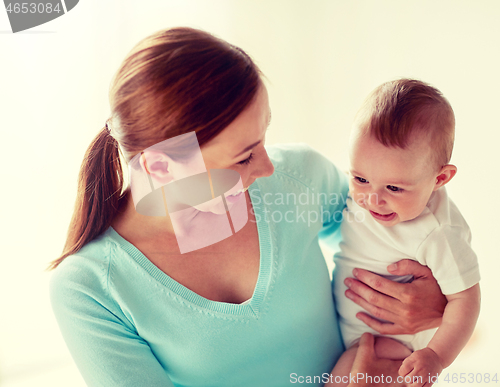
[333,187,480,350]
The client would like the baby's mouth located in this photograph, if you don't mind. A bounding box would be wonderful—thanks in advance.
[369,210,396,221]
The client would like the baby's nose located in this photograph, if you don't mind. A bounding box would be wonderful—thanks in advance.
[367,192,384,206]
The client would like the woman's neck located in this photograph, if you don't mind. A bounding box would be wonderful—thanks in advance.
[112,190,178,241]
[112,188,253,255]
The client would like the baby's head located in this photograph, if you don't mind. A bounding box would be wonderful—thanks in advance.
[349,78,457,226]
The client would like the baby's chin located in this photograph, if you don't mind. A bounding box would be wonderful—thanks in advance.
[374,218,401,227]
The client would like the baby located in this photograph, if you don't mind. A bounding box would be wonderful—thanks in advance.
[332,79,480,386]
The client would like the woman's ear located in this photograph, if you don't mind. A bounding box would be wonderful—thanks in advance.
[433,164,457,191]
[140,150,173,185]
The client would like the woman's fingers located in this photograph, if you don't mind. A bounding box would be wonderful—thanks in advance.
[346,261,446,335]
[345,273,401,312]
[357,332,375,354]
[354,311,418,335]
[388,259,432,278]
[345,286,399,322]
[351,268,405,300]
[349,333,406,387]
[354,312,406,335]
[352,333,376,364]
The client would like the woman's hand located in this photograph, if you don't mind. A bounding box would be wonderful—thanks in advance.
[344,260,447,335]
[346,333,406,387]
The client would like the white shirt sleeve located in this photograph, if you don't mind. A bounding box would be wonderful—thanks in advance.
[416,223,480,295]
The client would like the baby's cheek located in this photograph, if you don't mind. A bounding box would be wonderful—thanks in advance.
[348,182,358,196]
[350,190,365,207]
[398,200,426,221]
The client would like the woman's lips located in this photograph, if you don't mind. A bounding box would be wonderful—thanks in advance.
[369,210,396,222]
[225,191,243,204]
[227,186,249,197]
[225,186,249,204]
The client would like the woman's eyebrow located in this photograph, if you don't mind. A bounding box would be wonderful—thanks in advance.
[234,141,260,158]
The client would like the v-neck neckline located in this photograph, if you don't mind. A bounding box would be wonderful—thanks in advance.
[107,179,273,318]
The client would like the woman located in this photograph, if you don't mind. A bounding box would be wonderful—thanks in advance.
[49,27,446,387]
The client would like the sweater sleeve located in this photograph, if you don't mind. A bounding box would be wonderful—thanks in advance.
[316,154,349,242]
[50,255,175,387]
[305,147,349,249]
[265,143,349,243]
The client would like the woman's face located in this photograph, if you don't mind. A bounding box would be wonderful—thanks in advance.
[200,84,274,189]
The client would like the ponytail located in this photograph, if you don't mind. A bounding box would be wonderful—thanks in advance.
[48,127,125,270]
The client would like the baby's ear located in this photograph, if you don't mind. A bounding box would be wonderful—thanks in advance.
[433,164,457,191]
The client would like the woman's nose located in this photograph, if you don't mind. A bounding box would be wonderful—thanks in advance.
[252,148,274,179]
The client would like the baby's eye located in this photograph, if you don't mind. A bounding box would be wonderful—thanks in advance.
[355,176,368,184]
[387,185,403,193]
[237,153,254,165]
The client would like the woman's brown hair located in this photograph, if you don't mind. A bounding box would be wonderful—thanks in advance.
[48,27,262,270]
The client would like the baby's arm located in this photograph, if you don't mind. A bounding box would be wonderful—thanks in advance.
[399,283,480,385]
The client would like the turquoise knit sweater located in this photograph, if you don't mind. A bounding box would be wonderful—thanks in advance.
[50,144,348,386]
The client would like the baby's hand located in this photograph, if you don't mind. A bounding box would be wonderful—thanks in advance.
[399,348,443,387]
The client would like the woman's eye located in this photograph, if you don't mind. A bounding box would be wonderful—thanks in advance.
[355,176,367,184]
[237,153,254,165]
[387,185,403,193]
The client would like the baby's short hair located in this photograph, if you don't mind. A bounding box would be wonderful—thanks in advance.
[355,78,455,170]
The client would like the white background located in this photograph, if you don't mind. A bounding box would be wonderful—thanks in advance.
[1,1,499,385]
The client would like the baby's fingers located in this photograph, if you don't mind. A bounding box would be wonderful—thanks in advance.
[405,371,427,387]
[399,356,415,380]
[400,360,429,387]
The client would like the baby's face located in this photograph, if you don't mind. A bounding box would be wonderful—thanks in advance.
[348,130,439,227]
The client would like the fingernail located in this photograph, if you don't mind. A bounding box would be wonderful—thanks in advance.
[345,290,353,299]
[388,263,397,271]
[344,278,352,287]
[352,269,358,277]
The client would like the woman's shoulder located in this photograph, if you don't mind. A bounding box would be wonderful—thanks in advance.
[264,143,348,193]
[49,228,143,333]
[266,143,332,171]
[49,230,117,306]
